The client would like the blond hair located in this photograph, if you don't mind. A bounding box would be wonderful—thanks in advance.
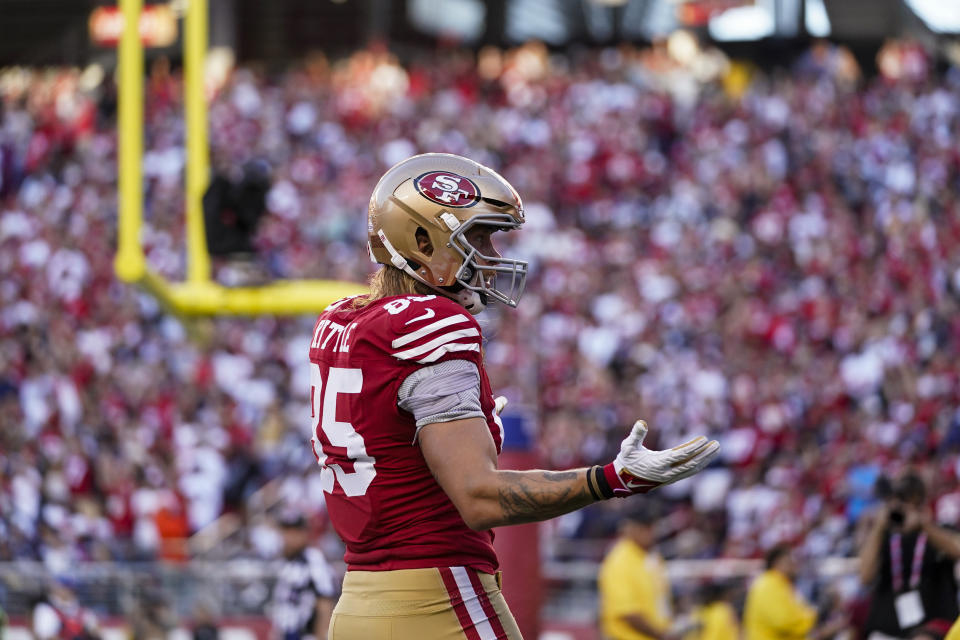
[351,266,434,308]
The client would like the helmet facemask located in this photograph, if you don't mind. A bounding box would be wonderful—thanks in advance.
[447,214,528,309]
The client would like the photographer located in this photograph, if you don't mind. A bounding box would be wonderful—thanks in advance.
[859,472,960,638]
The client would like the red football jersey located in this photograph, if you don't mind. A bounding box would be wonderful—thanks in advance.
[308,293,504,573]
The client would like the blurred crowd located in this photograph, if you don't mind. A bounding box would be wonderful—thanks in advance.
[2,39,960,589]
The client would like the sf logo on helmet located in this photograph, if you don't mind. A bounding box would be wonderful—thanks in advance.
[414,171,480,208]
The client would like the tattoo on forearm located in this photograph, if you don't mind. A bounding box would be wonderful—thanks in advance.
[497,470,593,524]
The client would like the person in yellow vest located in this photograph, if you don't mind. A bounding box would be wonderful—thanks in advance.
[744,544,846,640]
[688,582,739,640]
[945,617,960,640]
[598,506,673,640]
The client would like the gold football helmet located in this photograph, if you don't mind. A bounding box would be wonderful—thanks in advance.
[367,153,528,314]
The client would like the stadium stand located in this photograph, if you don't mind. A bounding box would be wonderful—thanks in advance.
[1,40,959,630]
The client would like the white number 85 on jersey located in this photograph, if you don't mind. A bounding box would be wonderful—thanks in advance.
[310,364,377,497]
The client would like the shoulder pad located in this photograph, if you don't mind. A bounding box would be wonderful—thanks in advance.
[323,295,364,313]
[379,295,482,365]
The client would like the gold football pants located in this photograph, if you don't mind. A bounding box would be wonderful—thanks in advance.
[329,567,523,639]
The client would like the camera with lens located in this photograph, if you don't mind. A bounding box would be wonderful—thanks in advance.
[875,472,926,531]
[888,508,906,527]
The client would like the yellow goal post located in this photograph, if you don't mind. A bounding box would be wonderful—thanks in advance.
[113,0,365,316]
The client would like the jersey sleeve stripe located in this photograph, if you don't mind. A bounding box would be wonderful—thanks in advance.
[392,328,480,360]
[415,342,481,364]
[391,314,470,348]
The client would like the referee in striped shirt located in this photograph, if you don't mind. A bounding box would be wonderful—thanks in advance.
[271,515,337,640]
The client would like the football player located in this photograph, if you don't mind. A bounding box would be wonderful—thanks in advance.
[308,153,720,639]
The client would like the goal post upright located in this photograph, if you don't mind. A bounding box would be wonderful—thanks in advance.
[113,0,367,317]
[114,0,147,285]
[183,0,213,288]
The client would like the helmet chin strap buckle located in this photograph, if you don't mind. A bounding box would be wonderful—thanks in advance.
[440,212,461,231]
[455,289,486,315]
[440,211,460,231]
[379,229,419,273]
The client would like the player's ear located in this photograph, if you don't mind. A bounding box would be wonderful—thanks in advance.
[415,227,434,256]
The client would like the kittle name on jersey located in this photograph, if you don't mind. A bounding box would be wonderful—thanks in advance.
[311,318,358,353]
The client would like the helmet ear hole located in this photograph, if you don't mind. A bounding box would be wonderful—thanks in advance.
[415,227,434,257]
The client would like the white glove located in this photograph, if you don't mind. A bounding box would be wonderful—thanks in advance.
[494,395,508,416]
[596,420,720,497]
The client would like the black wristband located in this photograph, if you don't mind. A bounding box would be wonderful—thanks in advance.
[585,469,601,501]
[593,465,615,499]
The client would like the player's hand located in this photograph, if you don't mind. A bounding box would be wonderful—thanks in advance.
[601,421,720,496]
[875,503,891,523]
